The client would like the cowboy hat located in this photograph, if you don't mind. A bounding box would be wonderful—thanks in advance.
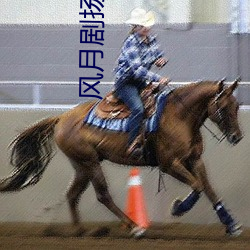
[125,8,155,27]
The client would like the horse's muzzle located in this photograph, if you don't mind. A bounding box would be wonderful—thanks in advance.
[227,133,243,145]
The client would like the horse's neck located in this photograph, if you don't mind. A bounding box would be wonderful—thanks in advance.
[177,83,218,127]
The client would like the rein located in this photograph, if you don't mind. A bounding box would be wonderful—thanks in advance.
[165,83,227,143]
[210,93,229,142]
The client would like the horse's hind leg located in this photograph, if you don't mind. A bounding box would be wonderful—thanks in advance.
[66,160,90,230]
[90,164,144,235]
[43,160,90,237]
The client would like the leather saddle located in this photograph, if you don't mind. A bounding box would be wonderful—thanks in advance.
[95,83,161,119]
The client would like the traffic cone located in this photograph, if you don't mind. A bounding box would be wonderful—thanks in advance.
[125,168,150,228]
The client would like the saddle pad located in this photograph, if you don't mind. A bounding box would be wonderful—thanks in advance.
[84,89,171,133]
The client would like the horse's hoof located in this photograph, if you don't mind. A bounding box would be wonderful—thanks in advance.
[226,222,243,237]
[171,199,184,217]
[130,226,146,239]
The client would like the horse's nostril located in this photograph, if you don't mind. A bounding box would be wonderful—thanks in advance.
[236,135,243,143]
[231,134,243,144]
[232,135,237,142]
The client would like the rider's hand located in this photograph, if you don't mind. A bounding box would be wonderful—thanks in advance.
[159,77,170,85]
[154,58,168,68]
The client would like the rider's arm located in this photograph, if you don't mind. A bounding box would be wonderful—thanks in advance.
[150,36,164,63]
[150,37,167,68]
[123,37,161,82]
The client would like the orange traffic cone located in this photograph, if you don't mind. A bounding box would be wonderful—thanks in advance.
[125,168,150,228]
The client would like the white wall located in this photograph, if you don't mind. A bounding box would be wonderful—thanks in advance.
[167,0,191,24]
[0,0,230,25]
[0,0,77,24]
[192,0,230,23]
[0,0,144,25]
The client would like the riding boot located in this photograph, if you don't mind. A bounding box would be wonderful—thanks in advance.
[126,134,144,159]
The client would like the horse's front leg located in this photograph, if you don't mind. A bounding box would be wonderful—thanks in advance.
[192,159,218,204]
[171,158,242,236]
[164,159,203,217]
[165,159,204,192]
[193,159,242,236]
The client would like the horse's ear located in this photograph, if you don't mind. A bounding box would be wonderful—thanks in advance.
[217,77,226,94]
[226,77,240,96]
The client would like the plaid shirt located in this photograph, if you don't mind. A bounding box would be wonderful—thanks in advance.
[114,33,164,88]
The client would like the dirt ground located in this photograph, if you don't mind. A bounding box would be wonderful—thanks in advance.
[0,222,249,250]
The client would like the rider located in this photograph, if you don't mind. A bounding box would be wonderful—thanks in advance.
[114,8,169,157]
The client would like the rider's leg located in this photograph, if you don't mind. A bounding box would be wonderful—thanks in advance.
[115,83,144,154]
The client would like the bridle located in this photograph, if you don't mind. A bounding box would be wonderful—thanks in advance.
[209,92,228,143]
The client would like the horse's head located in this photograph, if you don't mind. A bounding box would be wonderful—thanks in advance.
[208,78,243,145]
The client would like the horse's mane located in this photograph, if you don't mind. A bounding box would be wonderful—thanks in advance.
[171,81,218,102]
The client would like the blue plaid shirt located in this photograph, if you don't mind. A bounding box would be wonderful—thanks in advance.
[114,33,164,88]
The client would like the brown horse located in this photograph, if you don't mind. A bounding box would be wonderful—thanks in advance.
[0,79,243,237]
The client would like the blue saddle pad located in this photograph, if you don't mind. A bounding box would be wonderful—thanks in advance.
[84,89,171,133]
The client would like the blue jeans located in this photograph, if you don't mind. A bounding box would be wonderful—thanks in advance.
[115,80,145,146]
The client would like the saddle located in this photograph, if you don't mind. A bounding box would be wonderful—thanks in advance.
[95,83,161,119]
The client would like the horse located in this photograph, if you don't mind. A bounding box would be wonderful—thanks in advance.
[0,78,243,237]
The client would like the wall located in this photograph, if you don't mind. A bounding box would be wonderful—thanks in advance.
[0,108,249,227]
[0,24,249,82]
[0,0,232,25]
[1,1,249,86]
[0,0,197,25]
[192,0,230,23]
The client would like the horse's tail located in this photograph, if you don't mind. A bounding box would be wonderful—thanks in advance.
[0,116,60,192]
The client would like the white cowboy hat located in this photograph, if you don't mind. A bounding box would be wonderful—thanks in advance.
[125,8,155,27]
